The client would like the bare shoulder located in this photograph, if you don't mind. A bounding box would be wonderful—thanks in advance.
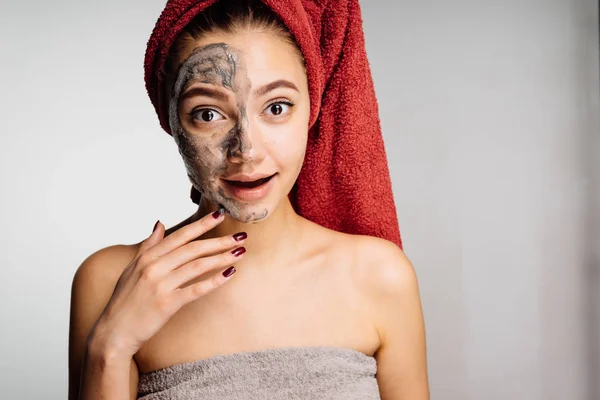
[311,227,420,318]
[68,243,140,400]
[346,234,423,341]
[284,222,428,397]
[73,243,140,286]
[70,243,140,353]
[343,234,418,298]
[301,220,417,293]
[70,242,140,348]
[345,236,428,398]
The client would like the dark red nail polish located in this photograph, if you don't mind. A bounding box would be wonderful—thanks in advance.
[233,232,247,241]
[212,208,224,219]
[222,266,236,277]
[231,247,246,257]
[153,220,160,232]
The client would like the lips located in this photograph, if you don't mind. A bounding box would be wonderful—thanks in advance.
[220,173,277,201]
[222,174,275,188]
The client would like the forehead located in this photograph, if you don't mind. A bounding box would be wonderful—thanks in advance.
[176,31,306,88]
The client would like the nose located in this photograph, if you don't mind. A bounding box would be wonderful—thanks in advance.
[227,120,267,164]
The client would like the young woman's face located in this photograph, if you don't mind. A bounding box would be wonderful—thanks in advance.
[168,30,309,223]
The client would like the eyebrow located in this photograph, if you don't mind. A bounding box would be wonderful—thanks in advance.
[179,86,230,102]
[253,79,299,97]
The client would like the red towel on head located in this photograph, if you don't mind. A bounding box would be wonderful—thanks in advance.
[144,0,403,249]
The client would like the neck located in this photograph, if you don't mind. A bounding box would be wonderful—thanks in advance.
[194,196,303,270]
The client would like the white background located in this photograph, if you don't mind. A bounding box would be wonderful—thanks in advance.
[0,1,598,399]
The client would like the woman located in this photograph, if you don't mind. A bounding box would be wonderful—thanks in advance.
[68,0,429,398]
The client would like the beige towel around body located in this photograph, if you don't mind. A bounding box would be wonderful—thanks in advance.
[137,346,380,399]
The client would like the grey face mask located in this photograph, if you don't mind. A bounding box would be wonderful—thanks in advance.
[168,43,269,222]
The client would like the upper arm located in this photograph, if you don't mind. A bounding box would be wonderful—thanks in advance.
[360,238,429,400]
[68,245,140,400]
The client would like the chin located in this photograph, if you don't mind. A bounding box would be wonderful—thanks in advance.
[199,186,273,224]
[227,203,272,223]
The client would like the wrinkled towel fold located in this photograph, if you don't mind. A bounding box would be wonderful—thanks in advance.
[137,346,380,399]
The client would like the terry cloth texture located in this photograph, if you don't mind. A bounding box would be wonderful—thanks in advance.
[137,346,380,399]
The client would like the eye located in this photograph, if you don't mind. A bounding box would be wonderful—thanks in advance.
[190,108,225,123]
[264,101,293,116]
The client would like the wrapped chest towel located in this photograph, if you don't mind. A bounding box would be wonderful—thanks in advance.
[137,346,380,399]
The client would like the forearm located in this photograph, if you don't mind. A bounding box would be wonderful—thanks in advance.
[78,337,132,400]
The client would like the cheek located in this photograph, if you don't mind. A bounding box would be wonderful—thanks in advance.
[176,132,227,182]
[266,123,308,170]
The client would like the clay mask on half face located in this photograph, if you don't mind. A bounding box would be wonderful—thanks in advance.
[168,43,269,223]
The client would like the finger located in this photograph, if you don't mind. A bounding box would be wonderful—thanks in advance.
[146,208,226,258]
[151,231,247,275]
[137,220,165,256]
[164,246,246,291]
[174,265,237,307]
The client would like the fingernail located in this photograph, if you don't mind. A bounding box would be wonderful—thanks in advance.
[212,208,224,219]
[231,247,246,257]
[222,266,236,277]
[153,220,160,232]
[233,232,247,241]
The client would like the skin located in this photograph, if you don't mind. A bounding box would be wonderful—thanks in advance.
[68,29,429,400]
[168,37,305,223]
[169,43,255,221]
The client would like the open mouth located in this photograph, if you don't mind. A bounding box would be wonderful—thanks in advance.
[222,174,276,189]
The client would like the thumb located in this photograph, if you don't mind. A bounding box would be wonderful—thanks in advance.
[138,220,164,254]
